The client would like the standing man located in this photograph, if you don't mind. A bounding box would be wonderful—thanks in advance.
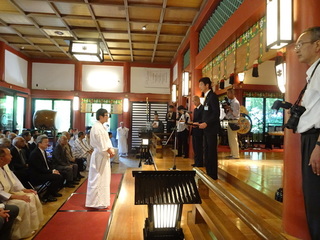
[86,108,115,209]
[166,105,177,133]
[176,105,190,158]
[225,88,240,159]
[191,96,204,167]
[294,26,320,239]
[198,77,220,179]
[116,122,129,157]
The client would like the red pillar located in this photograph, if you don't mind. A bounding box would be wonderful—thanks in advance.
[0,42,5,81]
[283,1,320,239]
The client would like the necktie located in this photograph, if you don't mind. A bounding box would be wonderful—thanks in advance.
[19,150,26,165]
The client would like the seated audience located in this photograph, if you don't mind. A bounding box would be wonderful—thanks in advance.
[9,137,29,188]
[28,130,39,153]
[21,131,32,159]
[7,133,16,148]
[0,146,43,239]
[108,132,119,163]
[52,135,79,188]
[28,135,64,202]
[72,131,92,173]
[83,130,93,170]
[0,202,19,240]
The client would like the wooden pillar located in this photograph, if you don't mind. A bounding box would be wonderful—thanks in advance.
[283,1,320,239]
[73,62,82,130]
[0,42,5,81]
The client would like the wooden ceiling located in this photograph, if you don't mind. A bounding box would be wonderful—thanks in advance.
[0,0,207,63]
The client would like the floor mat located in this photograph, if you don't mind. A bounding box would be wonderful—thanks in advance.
[34,211,111,240]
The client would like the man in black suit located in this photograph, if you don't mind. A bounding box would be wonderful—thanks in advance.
[28,135,64,202]
[198,77,220,179]
[21,131,32,160]
[9,137,29,188]
[191,95,204,167]
[166,105,177,133]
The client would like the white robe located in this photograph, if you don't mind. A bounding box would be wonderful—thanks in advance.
[0,165,43,239]
[116,127,129,154]
[85,121,113,208]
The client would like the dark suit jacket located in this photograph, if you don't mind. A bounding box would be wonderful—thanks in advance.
[9,147,27,171]
[192,104,204,136]
[52,144,70,167]
[166,112,177,131]
[202,90,220,134]
[29,147,53,175]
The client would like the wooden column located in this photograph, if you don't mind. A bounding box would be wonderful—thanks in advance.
[283,1,320,239]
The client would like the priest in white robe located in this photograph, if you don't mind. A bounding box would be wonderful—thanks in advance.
[85,108,115,209]
[0,147,43,239]
[116,122,129,157]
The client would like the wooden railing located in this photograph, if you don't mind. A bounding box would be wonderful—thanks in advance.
[188,168,288,240]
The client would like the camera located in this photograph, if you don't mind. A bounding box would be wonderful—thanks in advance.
[221,97,230,109]
[271,100,306,133]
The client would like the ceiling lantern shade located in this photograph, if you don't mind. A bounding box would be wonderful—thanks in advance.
[266,0,293,50]
[69,40,104,62]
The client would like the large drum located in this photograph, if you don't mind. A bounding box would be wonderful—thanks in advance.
[33,110,57,130]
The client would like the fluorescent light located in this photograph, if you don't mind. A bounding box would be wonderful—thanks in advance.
[182,72,189,96]
[238,72,245,83]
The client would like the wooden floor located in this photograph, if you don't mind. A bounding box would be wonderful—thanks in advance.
[30,146,286,239]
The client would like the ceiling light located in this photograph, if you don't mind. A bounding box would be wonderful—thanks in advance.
[142,26,146,31]
[69,40,104,62]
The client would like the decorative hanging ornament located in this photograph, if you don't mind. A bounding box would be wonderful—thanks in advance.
[252,59,259,77]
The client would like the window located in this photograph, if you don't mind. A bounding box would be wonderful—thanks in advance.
[245,97,283,143]
[0,94,25,132]
[34,99,71,132]
[85,103,111,130]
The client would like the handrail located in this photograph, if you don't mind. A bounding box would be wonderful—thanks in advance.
[194,167,287,240]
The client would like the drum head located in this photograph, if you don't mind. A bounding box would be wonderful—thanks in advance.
[237,113,252,135]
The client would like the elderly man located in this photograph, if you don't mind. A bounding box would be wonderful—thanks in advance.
[9,137,29,188]
[72,131,92,174]
[0,146,43,239]
[28,135,64,202]
[294,26,320,239]
[52,135,79,188]
[0,202,19,240]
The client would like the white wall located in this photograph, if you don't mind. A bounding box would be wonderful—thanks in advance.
[5,50,28,88]
[131,67,170,94]
[82,65,123,92]
[32,63,75,90]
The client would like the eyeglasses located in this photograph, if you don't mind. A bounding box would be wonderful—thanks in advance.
[294,41,314,50]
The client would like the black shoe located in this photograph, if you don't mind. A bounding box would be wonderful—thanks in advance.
[52,192,62,197]
[176,155,182,157]
[191,164,196,167]
[73,180,80,184]
[78,175,85,178]
[183,156,189,158]
[42,196,57,202]
[65,183,75,188]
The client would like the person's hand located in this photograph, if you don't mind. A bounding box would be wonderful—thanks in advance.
[0,209,10,221]
[11,194,31,203]
[52,169,60,175]
[22,189,37,195]
[107,148,115,158]
[309,145,320,176]
[199,122,207,129]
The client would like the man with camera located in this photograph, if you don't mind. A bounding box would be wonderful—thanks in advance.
[294,26,320,239]
[225,88,240,159]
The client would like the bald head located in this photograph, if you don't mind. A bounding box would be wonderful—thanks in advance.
[192,95,201,107]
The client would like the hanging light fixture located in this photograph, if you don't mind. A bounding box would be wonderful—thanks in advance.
[73,95,80,111]
[171,85,177,103]
[182,72,189,97]
[69,40,104,62]
[123,97,129,113]
[238,72,245,83]
[266,0,293,50]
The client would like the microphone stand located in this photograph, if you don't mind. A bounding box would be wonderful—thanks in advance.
[163,126,179,171]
